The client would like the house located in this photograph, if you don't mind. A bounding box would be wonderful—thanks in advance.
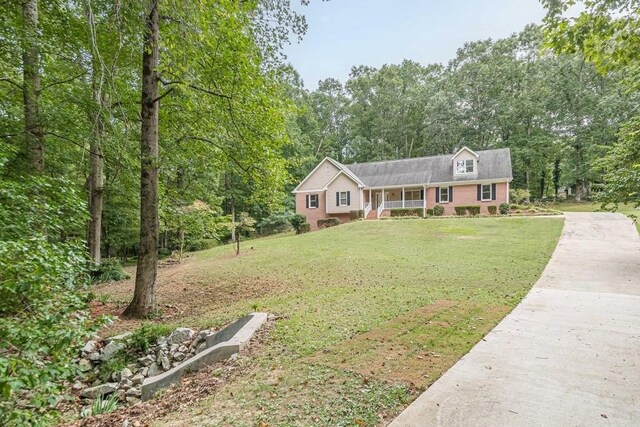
[293,147,513,230]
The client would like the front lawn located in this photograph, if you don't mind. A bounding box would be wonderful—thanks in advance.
[96,217,563,426]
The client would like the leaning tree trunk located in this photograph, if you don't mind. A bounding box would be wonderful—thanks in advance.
[125,0,159,318]
[22,0,44,173]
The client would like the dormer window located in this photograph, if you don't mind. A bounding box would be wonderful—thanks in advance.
[456,159,474,174]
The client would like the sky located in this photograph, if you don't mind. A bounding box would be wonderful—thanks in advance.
[284,0,549,89]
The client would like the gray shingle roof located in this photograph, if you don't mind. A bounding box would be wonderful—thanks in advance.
[342,148,512,188]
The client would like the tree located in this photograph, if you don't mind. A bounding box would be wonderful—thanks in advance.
[20,0,44,173]
[124,0,160,318]
[234,211,256,255]
[543,0,640,209]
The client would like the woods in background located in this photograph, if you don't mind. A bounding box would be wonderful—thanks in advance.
[286,25,639,203]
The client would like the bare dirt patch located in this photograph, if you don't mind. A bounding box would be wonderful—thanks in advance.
[94,255,290,335]
[308,300,511,390]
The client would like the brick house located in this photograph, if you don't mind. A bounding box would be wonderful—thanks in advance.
[293,147,513,230]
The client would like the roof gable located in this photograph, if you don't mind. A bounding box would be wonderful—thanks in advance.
[451,146,479,159]
[293,157,364,193]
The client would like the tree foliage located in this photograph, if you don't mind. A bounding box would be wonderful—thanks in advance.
[542,0,640,210]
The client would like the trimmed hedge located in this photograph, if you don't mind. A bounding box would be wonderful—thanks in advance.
[299,223,311,233]
[426,208,434,216]
[454,205,481,216]
[433,205,444,216]
[454,206,467,216]
[499,203,510,215]
[317,217,341,229]
[349,210,364,221]
[487,205,497,215]
[467,205,480,216]
[390,208,423,218]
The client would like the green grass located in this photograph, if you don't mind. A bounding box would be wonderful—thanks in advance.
[115,218,563,427]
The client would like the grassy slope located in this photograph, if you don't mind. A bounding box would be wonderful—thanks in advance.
[141,218,563,426]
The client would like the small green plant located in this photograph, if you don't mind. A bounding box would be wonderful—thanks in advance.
[433,205,445,216]
[98,351,131,382]
[90,259,131,283]
[509,188,531,204]
[126,323,172,353]
[97,293,111,304]
[488,205,497,215]
[426,208,434,216]
[81,393,119,418]
[299,223,311,233]
[289,214,307,234]
[499,203,510,215]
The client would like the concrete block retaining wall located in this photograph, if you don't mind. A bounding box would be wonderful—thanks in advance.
[141,312,267,401]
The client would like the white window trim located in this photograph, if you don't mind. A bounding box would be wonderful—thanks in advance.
[309,194,319,209]
[338,191,348,207]
[439,187,450,203]
[455,159,475,174]
[481,184,492,201]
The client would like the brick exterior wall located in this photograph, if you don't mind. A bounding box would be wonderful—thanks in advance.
[296,192,328,231]
[426,182,509,215]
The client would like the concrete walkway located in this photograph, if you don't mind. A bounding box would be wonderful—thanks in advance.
[390,213,640,426]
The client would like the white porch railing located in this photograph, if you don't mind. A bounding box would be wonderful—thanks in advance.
[364,202,372,219]
[381,200,424,210]
[376,202,385,218]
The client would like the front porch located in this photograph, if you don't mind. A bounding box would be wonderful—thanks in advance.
[363,187,426,219]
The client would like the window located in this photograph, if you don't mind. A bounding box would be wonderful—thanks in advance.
[338,191,349,206]
[325,164,332,172]
[439,187,449,203]
[309,194,318,208]
[481,184,492,201]
[404,190,422,201]
[456,159,474,174]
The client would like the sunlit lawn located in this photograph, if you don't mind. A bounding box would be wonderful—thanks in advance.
[102,218,563,426]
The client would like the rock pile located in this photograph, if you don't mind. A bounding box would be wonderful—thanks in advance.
[75,327,215,408]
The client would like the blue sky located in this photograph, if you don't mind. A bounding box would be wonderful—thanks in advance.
[284,0,548,89]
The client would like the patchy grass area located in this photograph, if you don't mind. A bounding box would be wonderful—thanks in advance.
[550,201,639,233]
[96,218,563,426]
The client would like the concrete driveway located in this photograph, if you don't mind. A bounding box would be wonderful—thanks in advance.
[390,213,640,427]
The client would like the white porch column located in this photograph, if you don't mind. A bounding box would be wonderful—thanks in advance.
[402,187,405,208]
[423,185,427,216]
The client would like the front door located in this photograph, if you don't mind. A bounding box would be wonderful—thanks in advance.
[375,192,381,208]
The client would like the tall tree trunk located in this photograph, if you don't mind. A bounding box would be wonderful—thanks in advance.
[86,4,105,265]
[22,0,44,173]
[125,0,159,318]
[88,129,104,264]
[176,169,185,261]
